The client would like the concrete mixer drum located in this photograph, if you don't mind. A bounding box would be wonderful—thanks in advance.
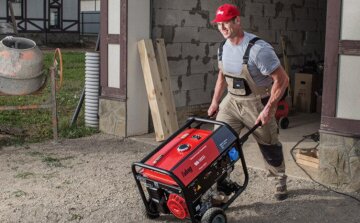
[0,36,45,95]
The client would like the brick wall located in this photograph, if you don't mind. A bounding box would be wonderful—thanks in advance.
[152,0,326,111]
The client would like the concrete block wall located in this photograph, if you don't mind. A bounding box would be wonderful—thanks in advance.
[152,0,326,116]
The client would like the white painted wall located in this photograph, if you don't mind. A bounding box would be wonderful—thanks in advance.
[108,44,120,88]
[26,0,44,19]
[0,0,6,17]
[127,0,150,136]
[337,55,360,120]
[341,0,360,40]
[81,0,100,11]
[108,0,120,34]
[63,0,79,20]
[337,0,360,120]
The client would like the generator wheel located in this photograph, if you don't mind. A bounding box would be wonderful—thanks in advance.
[279,117,289,129]
[201,207,227,223]
[142,199,160,219]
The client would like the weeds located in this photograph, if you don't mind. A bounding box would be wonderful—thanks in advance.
[14,172,34,179]
[42,172,58,179]
[69,213,83,221]
[26,151,44,157]
[42,156,63,167]
[13,190,27,197]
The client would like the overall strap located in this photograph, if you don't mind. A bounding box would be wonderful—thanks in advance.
[243,37,260,64]
[218,39,227,62]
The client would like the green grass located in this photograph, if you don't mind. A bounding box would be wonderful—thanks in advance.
[0,51,98,145]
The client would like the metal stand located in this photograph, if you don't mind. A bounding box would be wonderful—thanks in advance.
[0,49,63,142]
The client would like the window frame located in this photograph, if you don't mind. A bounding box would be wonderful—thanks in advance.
[321,0,360,137]
[49,6,61,30]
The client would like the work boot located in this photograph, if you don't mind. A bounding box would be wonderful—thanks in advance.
[217,179,241,196]
[274,184,288,201]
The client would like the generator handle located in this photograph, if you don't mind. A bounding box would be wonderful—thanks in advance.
[189,116,228,127]
[132,162,186,189]
[239,121,262,143]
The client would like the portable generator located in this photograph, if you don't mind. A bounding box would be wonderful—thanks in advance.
[132,117,260,223]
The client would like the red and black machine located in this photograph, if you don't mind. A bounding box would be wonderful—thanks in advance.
[276,99,290,129]
[132,117,260,223]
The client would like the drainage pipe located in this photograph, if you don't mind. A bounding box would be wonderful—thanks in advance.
[84,51,100,128]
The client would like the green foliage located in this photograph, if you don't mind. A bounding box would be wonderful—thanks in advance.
[69,213,83,221]
[0,51,98,145]
[42,156,63,167]
[14,172,35,179]
[13,190,27,197]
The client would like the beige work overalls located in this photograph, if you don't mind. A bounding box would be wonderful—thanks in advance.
[216,38,286,188]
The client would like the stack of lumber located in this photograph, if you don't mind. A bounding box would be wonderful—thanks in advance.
[138,39,178,141]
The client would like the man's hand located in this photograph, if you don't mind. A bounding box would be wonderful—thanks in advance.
[208,102,219,118]
[255,104,275,125]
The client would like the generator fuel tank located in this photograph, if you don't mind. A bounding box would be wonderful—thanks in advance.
[142,125,237,187]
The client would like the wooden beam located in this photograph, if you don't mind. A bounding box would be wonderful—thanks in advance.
[322,0,341,117]
[339,40,360,56]
[138,39,174,141]
[154,39,179,132]
[8,1,18,34]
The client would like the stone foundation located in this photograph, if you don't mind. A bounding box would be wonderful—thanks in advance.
[99,98,126,137]
[319,132,360,192]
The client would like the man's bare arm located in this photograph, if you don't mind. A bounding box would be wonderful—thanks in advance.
[256,66,289,125]
[208,70,227,117]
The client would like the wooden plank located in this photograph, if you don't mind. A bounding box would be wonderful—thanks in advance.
[8,1,18,34]
[296,152,319,164]
[154,39,179,132]
[339,40,360,56]
[295,149,319,169]
[138,39,172,141]
[322,0,341,117]
[296,158,319,169]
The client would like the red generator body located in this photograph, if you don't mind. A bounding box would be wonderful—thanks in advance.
[132,117,260,223]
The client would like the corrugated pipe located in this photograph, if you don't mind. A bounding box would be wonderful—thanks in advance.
[85,51,100,128]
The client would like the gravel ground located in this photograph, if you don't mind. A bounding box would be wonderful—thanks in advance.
[0,134,359,223]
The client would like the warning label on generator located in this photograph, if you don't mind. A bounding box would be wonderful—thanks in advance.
[212,126,237,153]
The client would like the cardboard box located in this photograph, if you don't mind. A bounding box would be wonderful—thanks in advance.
[294,73,316,113]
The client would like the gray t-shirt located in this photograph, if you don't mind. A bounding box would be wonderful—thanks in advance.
[219,32,280,87]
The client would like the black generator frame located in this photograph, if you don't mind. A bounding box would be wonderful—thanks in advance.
[132,117,260,223]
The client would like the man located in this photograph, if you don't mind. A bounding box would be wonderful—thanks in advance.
[208,4,289,201]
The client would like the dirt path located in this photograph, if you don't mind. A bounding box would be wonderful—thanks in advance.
[0,134,359,223]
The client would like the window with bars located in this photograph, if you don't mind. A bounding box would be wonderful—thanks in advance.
[49,7,61,29]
